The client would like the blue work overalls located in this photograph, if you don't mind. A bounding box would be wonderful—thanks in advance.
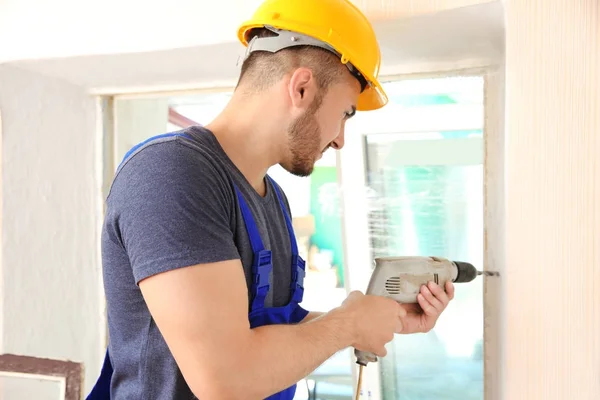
[87,134,308,399]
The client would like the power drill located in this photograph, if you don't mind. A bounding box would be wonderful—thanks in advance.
[352,256,499,399]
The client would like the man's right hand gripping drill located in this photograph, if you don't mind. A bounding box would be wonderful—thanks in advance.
[140,260,452,400]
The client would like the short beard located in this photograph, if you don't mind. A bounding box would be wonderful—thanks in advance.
[284,94,324,177]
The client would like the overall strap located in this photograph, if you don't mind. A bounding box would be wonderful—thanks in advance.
[86,349,113,399]
[268,178,306,305]
[234,185,273,311]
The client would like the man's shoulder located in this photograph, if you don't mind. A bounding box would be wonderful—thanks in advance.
[114,127,231,185]
[105,127,238,221]
[102,127,241,284]
[115,127,222,175]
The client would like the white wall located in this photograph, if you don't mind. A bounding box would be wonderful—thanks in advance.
[0,65,104,395]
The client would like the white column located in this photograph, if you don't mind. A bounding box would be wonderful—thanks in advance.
[503,1,600,399]
[113,98,170,168]
[483,65,505,400]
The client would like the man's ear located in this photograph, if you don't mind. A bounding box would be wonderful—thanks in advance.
[288,68,317,110]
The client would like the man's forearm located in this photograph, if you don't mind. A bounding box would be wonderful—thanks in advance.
[247,309,352,397]
[300,311,325,323]
[205,307,353,399]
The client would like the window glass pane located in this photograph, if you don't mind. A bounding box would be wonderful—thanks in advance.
[366,144,484,400]
[363,76,484,400]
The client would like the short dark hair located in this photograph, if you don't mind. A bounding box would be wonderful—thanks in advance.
[236,28,347,93]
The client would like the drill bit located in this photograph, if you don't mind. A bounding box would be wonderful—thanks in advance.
[477,270,500,277]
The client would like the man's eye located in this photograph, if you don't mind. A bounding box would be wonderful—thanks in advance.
[345,107,356,119]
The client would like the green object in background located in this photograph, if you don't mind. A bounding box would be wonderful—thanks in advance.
[309,166,345,287]
[389,94,457,107]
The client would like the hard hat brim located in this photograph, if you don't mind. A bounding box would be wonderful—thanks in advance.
[357,79,388,111]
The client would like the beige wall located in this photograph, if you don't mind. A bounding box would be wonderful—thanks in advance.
[0,109,3,354]
[503,1,600,399]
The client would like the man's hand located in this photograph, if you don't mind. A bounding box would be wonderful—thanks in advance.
[338,291,406,357]
[399,281,455,334]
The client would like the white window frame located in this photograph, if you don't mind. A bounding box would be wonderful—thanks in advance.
[101,67,504,400]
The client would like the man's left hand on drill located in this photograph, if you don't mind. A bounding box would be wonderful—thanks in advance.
[399,281,455,334]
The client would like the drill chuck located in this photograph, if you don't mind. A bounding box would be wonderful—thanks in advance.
[452,261,478,283]
[453,261,499,282]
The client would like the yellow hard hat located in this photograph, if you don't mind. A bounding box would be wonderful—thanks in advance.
[237,0,388,111]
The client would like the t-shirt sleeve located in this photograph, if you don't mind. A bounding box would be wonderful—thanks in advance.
[106,140,240,284]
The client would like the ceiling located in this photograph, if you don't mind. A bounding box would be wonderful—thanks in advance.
[3,1,504,94]
[0,0,499,64]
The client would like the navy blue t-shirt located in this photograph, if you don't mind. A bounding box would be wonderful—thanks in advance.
[101,126,296,399]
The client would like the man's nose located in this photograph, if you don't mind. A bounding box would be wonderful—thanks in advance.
[330,127,346,150]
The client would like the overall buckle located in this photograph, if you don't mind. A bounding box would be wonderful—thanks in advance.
[250,250,273,311]
[290,255,306,303]
[291,255,306,288]
[253,249,273,289]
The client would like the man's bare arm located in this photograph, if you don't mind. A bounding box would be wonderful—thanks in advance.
[300,311,326,323]
[139,259,356,400]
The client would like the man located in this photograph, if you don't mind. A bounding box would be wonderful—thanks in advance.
[88,0,455,399]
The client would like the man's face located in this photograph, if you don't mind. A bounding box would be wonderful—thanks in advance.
[283,77,360,177]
